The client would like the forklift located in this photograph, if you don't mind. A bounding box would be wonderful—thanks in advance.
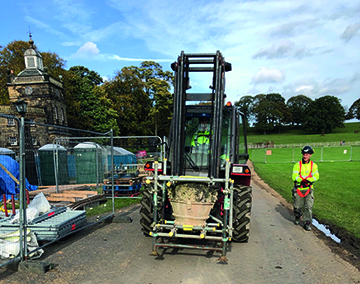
[140,51,252,262]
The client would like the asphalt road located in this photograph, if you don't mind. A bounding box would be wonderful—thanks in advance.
[1,181,360,284]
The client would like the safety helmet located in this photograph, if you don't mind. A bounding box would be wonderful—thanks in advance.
[301,145,314,155]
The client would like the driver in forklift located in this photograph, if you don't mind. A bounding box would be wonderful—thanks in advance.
[191,117,210,148]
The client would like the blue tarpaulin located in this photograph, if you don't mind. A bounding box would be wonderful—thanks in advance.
[0,155,38,201]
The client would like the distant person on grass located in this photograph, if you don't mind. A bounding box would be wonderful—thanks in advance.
[292,145,320,231]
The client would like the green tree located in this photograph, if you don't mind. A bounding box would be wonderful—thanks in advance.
[105,61,173,137]
[346,98,360,120]
[253,94,272,134]
[69,66,103,85]
[63,66,116,134]
[286,95,313,126]
[41,51,66,77]
[303,95,345,133]
[131,61,173,137]
[235,95,254,127]
[104,67,151,136]
[253,93,291,134]
[93,85,119,134]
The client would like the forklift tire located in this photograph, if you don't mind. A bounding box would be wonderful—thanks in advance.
[139,184,162,236]
[232,185,252,242]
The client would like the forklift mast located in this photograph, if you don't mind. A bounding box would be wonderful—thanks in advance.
[170,51,232,178]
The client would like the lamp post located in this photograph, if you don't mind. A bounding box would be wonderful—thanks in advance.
[14,98,28,261]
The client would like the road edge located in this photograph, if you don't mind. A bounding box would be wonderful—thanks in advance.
[247,160,360,272]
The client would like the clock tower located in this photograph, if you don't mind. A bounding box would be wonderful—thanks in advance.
[6,36,68,147]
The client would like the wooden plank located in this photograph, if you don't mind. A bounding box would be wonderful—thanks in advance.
[49,193,96,198]
[64,190,98,196]
[0,162,19,185]
[46,196,77,202]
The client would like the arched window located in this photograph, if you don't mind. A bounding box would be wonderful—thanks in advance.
[54,106,58,120]
[61,108,65,123]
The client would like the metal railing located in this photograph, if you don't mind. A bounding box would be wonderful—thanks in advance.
[248,141,360,149]
[250,145,360,164]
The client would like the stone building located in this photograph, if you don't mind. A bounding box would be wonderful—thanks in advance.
[0,37,68,151]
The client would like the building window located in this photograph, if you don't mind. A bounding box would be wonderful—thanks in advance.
[9,137,17,145]
[54,106,58,120]
[27,57,35,68]
[7,118,15,126]
[61,108,65,123]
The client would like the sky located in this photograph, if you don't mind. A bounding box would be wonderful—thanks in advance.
[2,0,360,113]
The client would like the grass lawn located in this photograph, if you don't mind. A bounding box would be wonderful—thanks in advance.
[250,146,360,163]
[248,122,360,239]
[86,197,141,217]
[252,160,360,239]
[247,122,360,145]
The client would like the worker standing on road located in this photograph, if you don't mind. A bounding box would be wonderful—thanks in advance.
[292,145,319,231]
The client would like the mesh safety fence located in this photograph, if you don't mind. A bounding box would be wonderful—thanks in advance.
[0,119,162,269]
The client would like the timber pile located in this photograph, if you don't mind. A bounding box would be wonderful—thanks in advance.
[29,185,99,204]
[46,190,98,202]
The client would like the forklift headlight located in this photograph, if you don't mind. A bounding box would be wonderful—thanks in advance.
[232,166,243,174]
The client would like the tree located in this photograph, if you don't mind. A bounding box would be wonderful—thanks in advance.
[147,78,173,137]
[286,95,313,126]
[303,95,345,133]
[92,85,119,134]
[63,66,115,133]
[69,66,103,86]
[346,98,360,120]
[129,61,174,137]
[41,51,66,77]
[253,94,273,134]
[103,67,151,136]
[138,61,173,137]
[235,95,254,127]
[252,93,291,134]
[104,61,173,137]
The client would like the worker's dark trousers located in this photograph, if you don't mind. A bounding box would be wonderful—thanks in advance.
[292,187,314,223]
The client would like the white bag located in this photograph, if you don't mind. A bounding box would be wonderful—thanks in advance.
[28,192,51,214]
[10,207,39,224]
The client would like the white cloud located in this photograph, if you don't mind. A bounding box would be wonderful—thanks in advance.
[284,73,359,99]
[270,19,320,38]
[340,22,360,43]
[253,41,294,59]
[53,0,91,22]
[24,16,66,38]
[253,40,313,60]
[71,42,100,59]
[106,54,172,62]
[252,67,286,84]
[295,85,314,95]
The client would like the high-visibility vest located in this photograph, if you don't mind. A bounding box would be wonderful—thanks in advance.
[296,160,313,197]
[191,130,210,147]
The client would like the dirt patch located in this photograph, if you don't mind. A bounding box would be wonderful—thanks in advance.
[248,160,360,271]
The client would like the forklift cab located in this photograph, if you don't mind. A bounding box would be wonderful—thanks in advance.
[182,105,248,177]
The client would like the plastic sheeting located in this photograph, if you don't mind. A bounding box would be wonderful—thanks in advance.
[0,155,38,201]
